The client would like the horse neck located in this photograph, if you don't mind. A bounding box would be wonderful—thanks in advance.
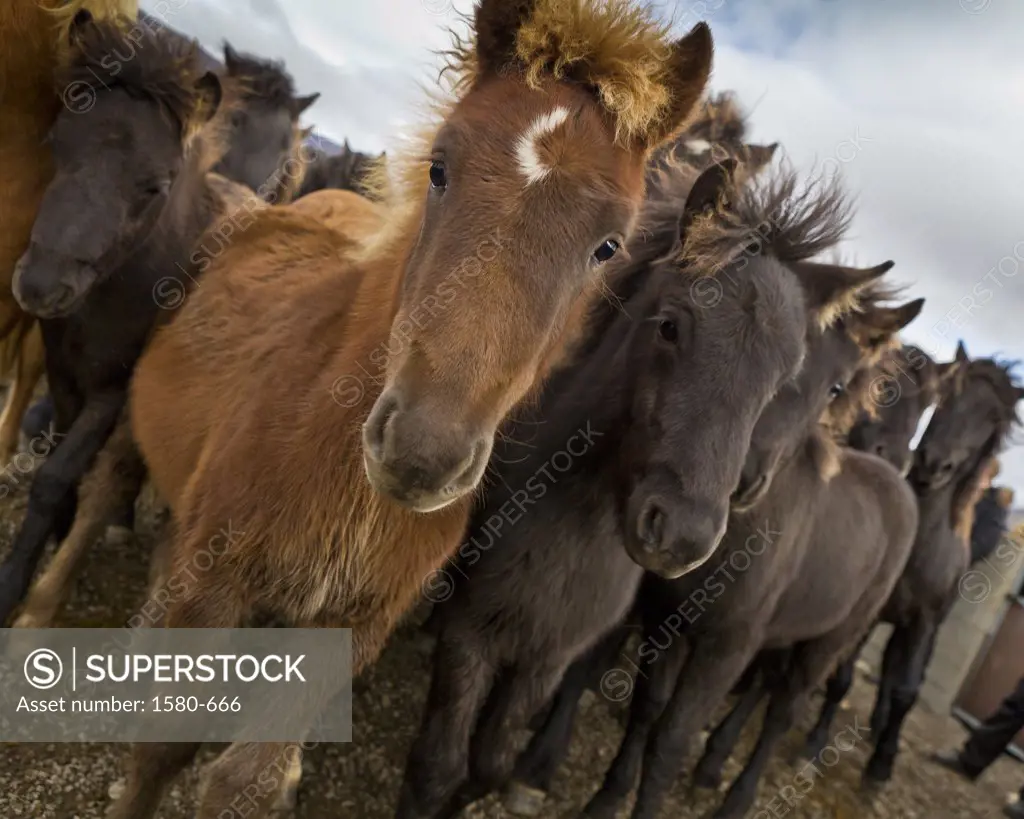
[129,147,219,276]
[914,479,960,545]
[725,428,834,557]
[511,267,649,463]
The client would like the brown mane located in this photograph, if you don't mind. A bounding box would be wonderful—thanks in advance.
[440,0,686,144]
[360,0,706,265]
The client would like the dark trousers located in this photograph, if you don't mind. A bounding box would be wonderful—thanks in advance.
[960,676,1024,782]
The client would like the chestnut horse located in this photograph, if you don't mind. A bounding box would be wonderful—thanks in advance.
[106,1,716,817]
[0,0,138,462]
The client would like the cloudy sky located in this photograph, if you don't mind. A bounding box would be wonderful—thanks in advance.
[143,0,1024,497]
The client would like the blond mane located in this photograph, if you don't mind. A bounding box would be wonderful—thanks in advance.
[357,0,701,264]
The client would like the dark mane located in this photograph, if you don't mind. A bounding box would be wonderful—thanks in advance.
[685,91,748,145]
[967,358,1023,425]
[681,164,852,273]
[224,47,297,108]
[949,357,1022,536]
[889,344,941,401]
[57,17,209,137]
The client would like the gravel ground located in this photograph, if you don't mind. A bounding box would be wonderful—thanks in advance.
[0,442,1021,818]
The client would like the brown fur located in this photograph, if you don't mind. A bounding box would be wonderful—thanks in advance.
[112,4,715,817]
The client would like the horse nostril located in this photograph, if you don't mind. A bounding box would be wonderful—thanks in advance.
[363,392,401,463]
[939,460,955,474]
[637,502,665,550]
[733,473,766,507]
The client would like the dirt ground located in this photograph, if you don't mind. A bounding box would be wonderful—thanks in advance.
[1,456,1022,819]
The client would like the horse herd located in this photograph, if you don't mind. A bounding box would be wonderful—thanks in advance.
[0,1,1021,818]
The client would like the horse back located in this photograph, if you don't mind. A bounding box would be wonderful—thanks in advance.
[130,205,365,513]
[290,189,386,242]
[765,449,918,645]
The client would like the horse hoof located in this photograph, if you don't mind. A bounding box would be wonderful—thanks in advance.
[105,525,136,546]
[861,759,892,788]
[504,782,547,816]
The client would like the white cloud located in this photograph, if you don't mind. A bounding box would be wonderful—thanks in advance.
[144,0,1024,496]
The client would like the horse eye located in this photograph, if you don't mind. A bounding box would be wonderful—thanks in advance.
[143,179,170,198]
[658,319,678,343]
[829,383,845,400]
[429,160,447,190]
[593,239,620,264]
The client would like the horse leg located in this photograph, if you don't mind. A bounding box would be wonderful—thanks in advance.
[870,627,903,741]
[507,653,605,815]
[620,634,762,819]
[14,414,143,628]
[195,742,301,819]
[107,542,247,819]
[864,617,937,783]
[692,669,766,791]
[105,742,204,819]
[396,629,496,819]
[713,638,853,819]
[803,628,873,759]
[579,633,690,819]
[0,322,44,463]
[507,625,631,815]
[0,390,123,623]
[442,657,571,816]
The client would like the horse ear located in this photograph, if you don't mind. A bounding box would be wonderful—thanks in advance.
[637,23,714,152]
[223,43,240,73]
[193,71,223,124]
[291,93,320,118]
[474,0,538,77]
[69,8,93,41]
[746,142,778,171]
[679,158,736,236]
[854,298,925,351]
[790,260,895,328]
[936,343,969,391]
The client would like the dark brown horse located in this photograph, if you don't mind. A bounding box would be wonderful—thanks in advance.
[799,344,962,760]
[683,343,955,791]
[808,346,1022,784]
[397,159,884,819]
[212,43,318,201]
[577,283,922,819]
[296,138,382,199]
[106,2,718,816]
[0,11,231,624]
[846,343,957,476]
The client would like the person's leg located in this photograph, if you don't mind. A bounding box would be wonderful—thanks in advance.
[960,678,1024,773]
[933,677,1024,779]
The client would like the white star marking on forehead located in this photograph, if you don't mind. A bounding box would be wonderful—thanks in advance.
[515,106,571,185]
